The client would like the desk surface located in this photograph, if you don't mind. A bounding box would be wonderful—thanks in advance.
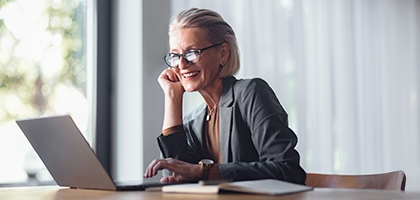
[1,186,419,200]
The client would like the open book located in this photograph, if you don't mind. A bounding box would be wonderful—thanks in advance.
[160,179,313,195]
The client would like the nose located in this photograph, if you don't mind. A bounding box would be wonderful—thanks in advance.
[178,56,190,70]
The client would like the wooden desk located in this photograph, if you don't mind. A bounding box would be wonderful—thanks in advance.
[1,186,419,200]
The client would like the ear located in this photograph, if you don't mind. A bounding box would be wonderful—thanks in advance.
[220,43,230,65]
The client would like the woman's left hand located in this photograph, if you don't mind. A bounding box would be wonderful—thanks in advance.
[143,158,201,183]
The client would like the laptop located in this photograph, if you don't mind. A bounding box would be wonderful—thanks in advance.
[16,114,170,191]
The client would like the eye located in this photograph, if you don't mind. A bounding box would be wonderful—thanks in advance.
[170,53,180,59]
[168,54,179,62]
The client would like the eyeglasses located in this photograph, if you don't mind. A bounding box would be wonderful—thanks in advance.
[162,43,223,68]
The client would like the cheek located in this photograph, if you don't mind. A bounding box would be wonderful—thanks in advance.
[204,63,220,77]
[200,58,218,72]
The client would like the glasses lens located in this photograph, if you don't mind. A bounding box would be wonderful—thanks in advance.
[164,53,179,67]
[184,51,199,63]
[170,54,180,67]
[163,51,202,68]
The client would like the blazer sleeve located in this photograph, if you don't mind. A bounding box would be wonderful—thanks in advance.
[218,78,306,184]
[157,104,207,164]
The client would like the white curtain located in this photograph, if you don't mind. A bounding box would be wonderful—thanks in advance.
[171,0,420,191]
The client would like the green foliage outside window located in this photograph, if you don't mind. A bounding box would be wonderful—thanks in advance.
[0,0,86,121]
[0,0,87,184]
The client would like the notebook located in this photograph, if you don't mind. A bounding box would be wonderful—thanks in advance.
[16,114,169,191]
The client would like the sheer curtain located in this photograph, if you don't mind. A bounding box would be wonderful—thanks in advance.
[171,0,420,191]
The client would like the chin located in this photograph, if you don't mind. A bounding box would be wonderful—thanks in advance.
[182,82,200,93]
[184,88,197,93]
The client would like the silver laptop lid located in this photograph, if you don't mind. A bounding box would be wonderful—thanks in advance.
[16,115,116,190]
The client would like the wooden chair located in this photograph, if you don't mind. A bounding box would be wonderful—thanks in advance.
[305,170,406,191]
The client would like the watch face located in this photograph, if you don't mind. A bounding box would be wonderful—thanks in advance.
[199,159,214,165]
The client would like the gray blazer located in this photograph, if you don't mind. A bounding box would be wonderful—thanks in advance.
[157,76,306,184]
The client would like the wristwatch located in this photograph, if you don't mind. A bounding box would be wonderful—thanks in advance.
[199,159,214,180]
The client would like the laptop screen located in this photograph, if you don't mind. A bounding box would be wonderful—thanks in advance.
[16,115,117,190]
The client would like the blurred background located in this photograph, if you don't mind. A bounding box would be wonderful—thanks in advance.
[0,0,88,186]
[175,0,420,191]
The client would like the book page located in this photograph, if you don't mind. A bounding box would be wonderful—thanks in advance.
[162,183,220,194]
[219,179,313,195]
[161,179,312,195]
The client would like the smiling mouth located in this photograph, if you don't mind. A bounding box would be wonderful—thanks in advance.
[182,71,200,79]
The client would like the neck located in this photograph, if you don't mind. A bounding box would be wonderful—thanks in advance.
[199,79,223,109]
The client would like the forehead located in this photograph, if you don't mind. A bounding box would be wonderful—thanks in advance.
[169,28,209,51]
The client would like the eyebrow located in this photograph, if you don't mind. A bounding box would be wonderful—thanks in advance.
[170,45,202,53]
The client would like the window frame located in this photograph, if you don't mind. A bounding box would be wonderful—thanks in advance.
[94,0,113,174]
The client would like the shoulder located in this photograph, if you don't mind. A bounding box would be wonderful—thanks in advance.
[236,77,269,87]
[232,77,273,96]
[221,76,276,105]
[232,77,283,113]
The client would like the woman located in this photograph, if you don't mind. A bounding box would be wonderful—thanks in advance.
[143,8,306,184]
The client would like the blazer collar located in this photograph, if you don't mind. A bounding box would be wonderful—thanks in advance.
[220,76,236,108]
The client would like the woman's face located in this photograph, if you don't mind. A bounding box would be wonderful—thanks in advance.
[169,28,225,93]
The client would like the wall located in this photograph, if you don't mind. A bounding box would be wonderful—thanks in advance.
[112,0,170,181]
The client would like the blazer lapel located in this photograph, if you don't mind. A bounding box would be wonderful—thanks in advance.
[219,76,236,163]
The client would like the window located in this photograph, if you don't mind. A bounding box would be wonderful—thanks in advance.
[171,0,420,191]
[0,0,88,185]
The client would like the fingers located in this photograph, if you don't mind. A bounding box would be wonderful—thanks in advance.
[157,68,185,96]
[143,158,175,178]
[143,158,194,182]
[144,159,161,178]
[158,68,178,83]
[160,176,171,183]
[160,174,178,183]
[160,172,187,183]
[144,157,202,183]
[166,68,179,82]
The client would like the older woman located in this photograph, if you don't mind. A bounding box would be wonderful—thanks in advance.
[143,8,306,184]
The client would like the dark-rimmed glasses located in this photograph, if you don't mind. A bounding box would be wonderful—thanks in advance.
[162,43,223,68]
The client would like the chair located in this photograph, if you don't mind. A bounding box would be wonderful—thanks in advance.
[305,170,406,191]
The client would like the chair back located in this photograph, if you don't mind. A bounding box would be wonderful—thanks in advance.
[305,170,406,191]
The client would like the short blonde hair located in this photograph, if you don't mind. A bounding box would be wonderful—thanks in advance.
[169,8,240,77]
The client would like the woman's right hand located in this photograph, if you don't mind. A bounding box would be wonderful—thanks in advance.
[158,68,185,98]
[143,158,202,183]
